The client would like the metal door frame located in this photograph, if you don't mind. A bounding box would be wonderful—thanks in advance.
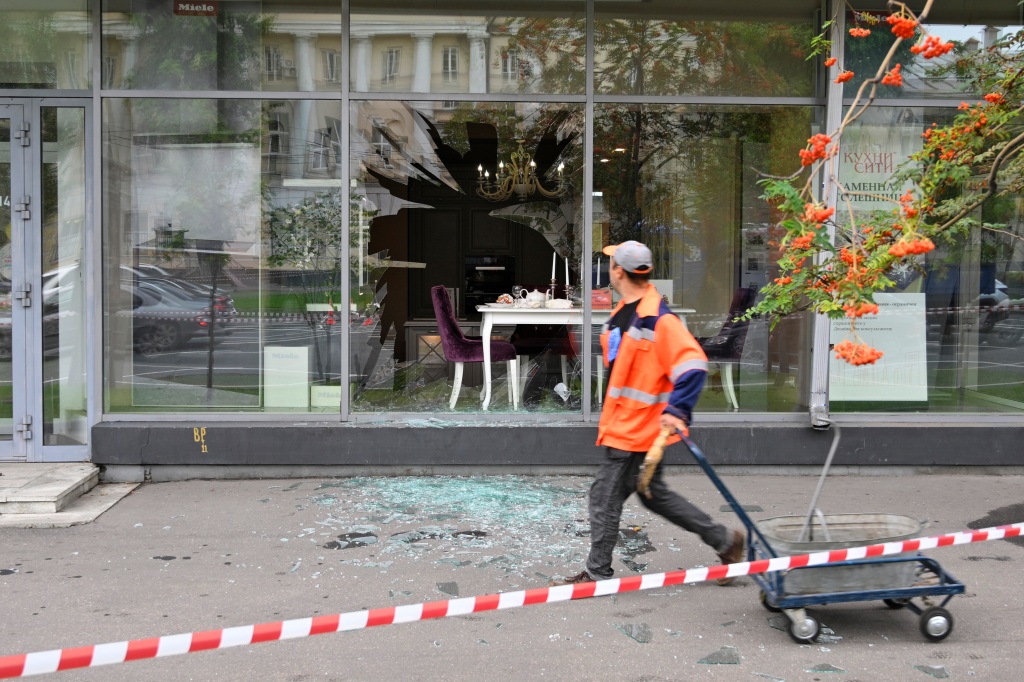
[0,103,33,460]
[0,99,93,462]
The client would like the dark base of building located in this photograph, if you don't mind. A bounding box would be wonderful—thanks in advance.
[92,422,1023,469]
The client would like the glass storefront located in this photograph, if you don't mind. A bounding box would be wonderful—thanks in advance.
[591,104,819,413]
[102,97,345,412]
[0,0,1018,434]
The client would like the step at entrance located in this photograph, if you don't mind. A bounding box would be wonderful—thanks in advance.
[0,463,99,514]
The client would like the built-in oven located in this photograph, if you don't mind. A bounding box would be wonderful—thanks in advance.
[464,255,515,316]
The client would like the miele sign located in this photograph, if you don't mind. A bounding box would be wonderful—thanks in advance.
[173,1,219,16]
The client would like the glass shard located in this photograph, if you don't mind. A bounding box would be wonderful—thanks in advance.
[698,646,741,664]
[436,581,459,596]
[323,532,377,550]
[614,622,653,644]
[804,664,846,673]
[616,527,656,555]
[913,665,950,679]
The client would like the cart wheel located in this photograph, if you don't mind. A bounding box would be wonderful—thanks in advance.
[789,615,820,644]
[884,598,909,610]
[759,590,782,613]
[919,606,954,642]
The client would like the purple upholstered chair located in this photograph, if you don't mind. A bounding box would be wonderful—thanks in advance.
[431,285,519,410]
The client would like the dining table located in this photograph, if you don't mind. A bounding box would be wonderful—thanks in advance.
[476,303,694,410]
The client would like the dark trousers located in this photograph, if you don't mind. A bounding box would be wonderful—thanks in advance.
[585,447,730,580]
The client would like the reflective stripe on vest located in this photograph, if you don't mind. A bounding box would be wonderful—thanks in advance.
[670,359,709,381]
[606,385,673,404]
[625,326,656,342]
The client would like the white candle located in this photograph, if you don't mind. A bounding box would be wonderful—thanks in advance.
[551,252,556,280]
[565,257,569,287]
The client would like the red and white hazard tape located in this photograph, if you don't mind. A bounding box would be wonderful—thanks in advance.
[1,521,1021,679]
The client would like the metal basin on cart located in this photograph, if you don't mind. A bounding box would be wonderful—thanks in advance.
[752,513,964,644]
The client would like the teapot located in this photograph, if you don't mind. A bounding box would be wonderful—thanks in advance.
[523,289,546,308]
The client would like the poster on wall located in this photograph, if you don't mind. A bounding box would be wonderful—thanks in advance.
[829,292,927,402]
[838,109,923,214]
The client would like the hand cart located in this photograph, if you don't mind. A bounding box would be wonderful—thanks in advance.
[679,426,965,644]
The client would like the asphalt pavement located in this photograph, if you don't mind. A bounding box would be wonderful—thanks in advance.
[1,464,1022,681]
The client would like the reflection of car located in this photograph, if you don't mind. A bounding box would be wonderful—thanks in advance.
[120,265,233,307]
[129,280,238,356]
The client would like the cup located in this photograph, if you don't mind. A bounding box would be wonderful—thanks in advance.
[512,285,526,307]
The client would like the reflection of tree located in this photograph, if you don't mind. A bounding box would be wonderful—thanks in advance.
[509,16,814,97]
[126,2,271,92]
[126,3,271,133]
[265,191,346,383]
[510,16,815,299]
[593,106,810,300]
[0,14,58,87]
[844,17,916,96]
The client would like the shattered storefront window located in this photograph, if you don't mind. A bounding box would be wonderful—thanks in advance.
[350,100,587,414]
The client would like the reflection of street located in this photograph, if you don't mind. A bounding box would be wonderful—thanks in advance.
[123,317,376,390]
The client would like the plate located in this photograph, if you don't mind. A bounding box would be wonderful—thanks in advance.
[484,302,513,308]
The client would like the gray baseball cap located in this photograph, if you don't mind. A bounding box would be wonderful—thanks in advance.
[602,240,653,275]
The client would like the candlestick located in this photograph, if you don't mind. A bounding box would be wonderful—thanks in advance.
[551,252,556,281]
[565,257,569,287]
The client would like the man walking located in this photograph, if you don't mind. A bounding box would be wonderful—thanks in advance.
[555,241,745,586]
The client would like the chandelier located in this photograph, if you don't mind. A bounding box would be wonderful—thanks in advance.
[476,140,565,202]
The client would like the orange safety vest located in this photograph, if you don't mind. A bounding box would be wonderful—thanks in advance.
[597,284,708,452]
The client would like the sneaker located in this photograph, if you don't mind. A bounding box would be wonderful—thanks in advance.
[715,529,746,586]
[549,570,595,587]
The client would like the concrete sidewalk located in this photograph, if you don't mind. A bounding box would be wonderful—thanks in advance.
[1,467,1022,681]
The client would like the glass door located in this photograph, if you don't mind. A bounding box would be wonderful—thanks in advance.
[0,102,90,461]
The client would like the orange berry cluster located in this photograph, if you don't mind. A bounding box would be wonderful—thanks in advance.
[898,191,918,218]
[843,302,880,318]
[799,134,833,166]
[888,237,935,257]
[802,202,835,224]
[790,233,814,250]
[849,27,871,38]
[834,70,854,84]
[834,340,884,366]
[983,92,1004,104]
[886,14,918,39]
[824,57,837,67]
[910,35,953,59]
[881,63,903,87]
[774,276,793,285]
